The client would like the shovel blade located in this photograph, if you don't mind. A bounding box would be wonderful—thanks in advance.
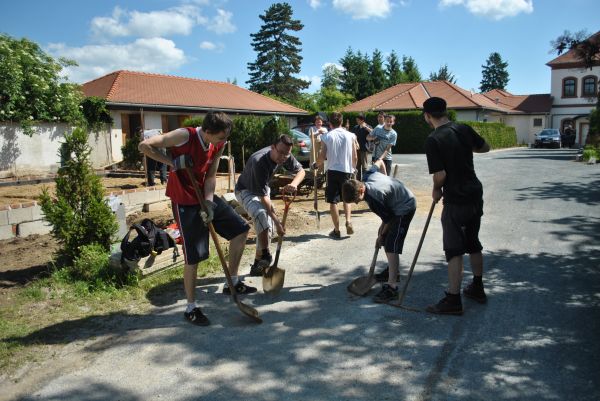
[347,275,377,296]
[263,267,286,295]
[237,301,263,323]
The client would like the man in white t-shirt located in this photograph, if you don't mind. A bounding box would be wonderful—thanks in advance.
[316,112,357,238]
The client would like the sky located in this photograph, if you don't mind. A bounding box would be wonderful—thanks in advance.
[2,0,599,96]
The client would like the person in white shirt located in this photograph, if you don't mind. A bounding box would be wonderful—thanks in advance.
[315,112,357,238]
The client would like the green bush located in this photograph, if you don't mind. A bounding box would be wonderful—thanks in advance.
[120,133,143,170]
[582,145,599,161]
[228,115,288,170]
[462,121,517,149]
[182,117,203,127]
[39,127,118,266]
[71,243,112,282]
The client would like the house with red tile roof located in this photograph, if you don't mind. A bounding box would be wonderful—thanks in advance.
[546,30,600,145]
[82,70,308,163]
[343,80,552,144]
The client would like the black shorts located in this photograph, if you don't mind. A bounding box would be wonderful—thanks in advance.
[172,196,249,265]
[441,200,484,262]
[326,170,353,204]
[383,209,415,254]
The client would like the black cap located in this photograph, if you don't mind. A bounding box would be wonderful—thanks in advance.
[423,97,447,113]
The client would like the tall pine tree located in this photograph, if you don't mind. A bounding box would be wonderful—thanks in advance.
[370,49,386,94]
[401,56,422,83]
[246,3,309,100]
[429,64,457,83]
[386,50,403,87]
[480,52,509,92]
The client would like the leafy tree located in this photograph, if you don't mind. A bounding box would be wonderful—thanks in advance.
[339,47,360,98]
[480,52,509,92]
[316,87,354,112]
[356,51,373,99]
[81,96,113,133]
[401,56,422,83]
[0,33,83,135]
[246,3,309,101]
[429,64,457,84]
[39,127,118,266]
[551,30,599,70]
[370,49,386,93]
[386,50,403,87]
[321,64,342,90]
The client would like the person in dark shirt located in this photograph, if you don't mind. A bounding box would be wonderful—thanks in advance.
[352,113,373,181]
[423,97,490,315]
[235,135,305,276]
[342,160,416,303]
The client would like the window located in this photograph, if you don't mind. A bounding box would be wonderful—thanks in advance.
[562,77,577,97]
[582,76,597,97]
[533,118,543,127]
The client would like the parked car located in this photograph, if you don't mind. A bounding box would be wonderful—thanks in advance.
[289,129,312,165]
[534,129,561,148]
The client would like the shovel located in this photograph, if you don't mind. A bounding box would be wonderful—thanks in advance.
[347,243,380,296]
[184,167,262,324]
[388,201,436,312]
[309,130,320,229]
[263,191,295,295]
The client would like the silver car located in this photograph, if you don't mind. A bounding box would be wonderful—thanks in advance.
[289,129,312,165]
[534,129,561,149]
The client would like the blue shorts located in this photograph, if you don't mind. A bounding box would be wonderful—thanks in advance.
[172,196,249,265]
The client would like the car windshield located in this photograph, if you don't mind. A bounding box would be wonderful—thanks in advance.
[290,130,309,140]
[539,130,558,137]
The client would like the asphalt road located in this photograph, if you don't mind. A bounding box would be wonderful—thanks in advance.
[8,147,600,401]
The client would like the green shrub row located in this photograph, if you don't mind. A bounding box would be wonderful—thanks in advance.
[343,111,516,153]
[461,121,517,149]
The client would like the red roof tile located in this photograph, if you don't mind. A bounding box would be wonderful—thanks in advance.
[483,89,552,113]
[82,70,307,115]
[343,81,511,113]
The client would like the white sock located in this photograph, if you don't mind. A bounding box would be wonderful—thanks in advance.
[186,302,197,313]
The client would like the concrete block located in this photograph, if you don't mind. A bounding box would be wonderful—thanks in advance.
[125,204,145,214]
[0,209,8,226]
[0,225,15,240]
[17,219,52,237]
[143,200,171,212]
[221,192,237,204]
[8,206,34,225]
[31,204,44,220]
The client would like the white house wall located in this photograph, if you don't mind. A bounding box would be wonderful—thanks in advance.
[0,123,113,177]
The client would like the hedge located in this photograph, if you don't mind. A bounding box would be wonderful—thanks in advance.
[343,111,516,153]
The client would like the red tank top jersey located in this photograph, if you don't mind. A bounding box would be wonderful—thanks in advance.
[166,127,225,205]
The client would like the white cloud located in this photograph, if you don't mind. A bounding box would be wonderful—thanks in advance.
[199,41,224,52]
[48,38,186,83]
[91,5,206,39]
[207,9,236,34]
[300,75,322,93]
[439,0,533,20]
[332,0,392,20]
[308,0,323,9]
[322,62,344,72]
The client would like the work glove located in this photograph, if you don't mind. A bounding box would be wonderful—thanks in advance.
[199,200,216,225]
[173,154,193,171]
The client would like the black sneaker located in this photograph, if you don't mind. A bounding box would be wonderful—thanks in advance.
[373,284,398,303]
[223,281,257,295]
[426,292,463,315]
[258,250,273,268]
[463,281,487,304]
[249,260,264,277]
[329,229,341,239]
[183,307,210,326]
[374,266,400,283]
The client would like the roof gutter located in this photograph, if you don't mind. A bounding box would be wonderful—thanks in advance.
[106,102,308,116]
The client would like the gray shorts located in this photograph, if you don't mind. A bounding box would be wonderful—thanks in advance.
[235,189,273,249]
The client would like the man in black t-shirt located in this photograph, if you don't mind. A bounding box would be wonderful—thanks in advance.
[423,97,490,315]
[351,113,372,180]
